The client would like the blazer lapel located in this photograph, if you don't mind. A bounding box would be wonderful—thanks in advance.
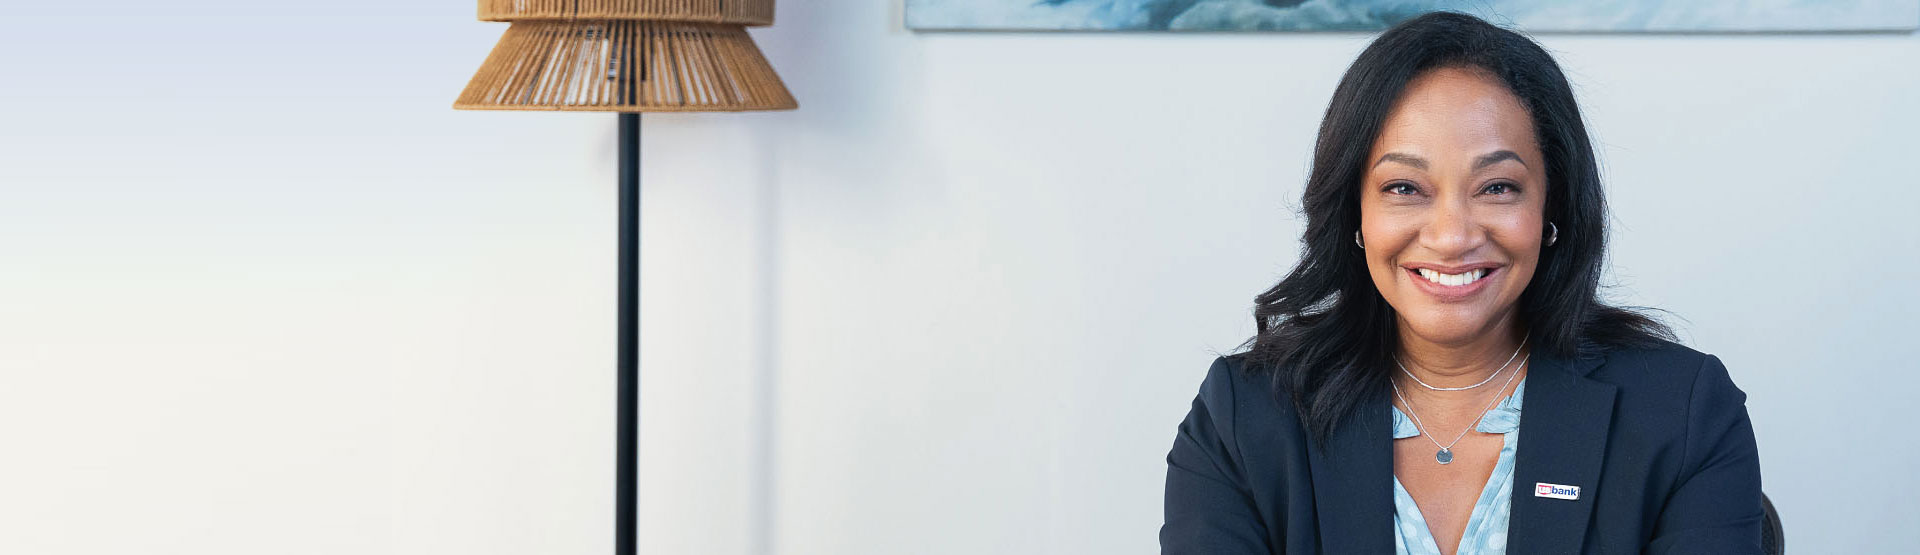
[1306,387,1394,553]
[1507,349,1616,554]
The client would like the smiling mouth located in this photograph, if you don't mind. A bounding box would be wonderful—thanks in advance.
[1409,267,1496,287]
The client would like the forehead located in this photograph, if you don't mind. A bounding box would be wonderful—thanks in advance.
[1370,66,1540,166]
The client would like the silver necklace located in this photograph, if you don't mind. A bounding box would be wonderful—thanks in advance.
[1394,331,1529,391]
[1390,355,1526,465]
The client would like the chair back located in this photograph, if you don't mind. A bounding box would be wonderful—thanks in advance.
[1761,491,1784,555]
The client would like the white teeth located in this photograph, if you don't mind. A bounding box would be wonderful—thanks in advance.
[1417,268,1485,286]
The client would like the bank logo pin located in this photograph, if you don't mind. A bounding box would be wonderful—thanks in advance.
[1535,482,1581,501]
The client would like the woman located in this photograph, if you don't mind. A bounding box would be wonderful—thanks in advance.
[1160,12,1764,555]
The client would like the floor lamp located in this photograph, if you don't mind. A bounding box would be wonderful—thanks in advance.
[453,2,796,553]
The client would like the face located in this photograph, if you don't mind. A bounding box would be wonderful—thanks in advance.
[1358,66,1549,348]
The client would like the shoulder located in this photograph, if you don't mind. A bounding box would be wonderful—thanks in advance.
[1586,337,1744,403]
[1588,337,1706,379]
[1188,354,1254,420]
[1585,338,1753,455]
[1194,352,1288,407]
[1189,352,1305,438]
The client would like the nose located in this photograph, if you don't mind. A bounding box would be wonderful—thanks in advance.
[1419,194,1485,256]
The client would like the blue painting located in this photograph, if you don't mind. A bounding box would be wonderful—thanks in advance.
[906,0,1920,32]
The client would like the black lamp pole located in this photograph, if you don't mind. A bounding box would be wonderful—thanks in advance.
[616,112,641,555]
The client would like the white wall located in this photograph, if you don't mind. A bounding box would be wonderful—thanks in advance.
[1,1,1913,554]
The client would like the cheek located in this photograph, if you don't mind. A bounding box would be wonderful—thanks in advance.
[1494,225,1543,291]
[1362,231,1419,296]
[1501,218,1544,252]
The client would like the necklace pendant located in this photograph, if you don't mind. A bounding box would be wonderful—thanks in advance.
[1436,448,1453,464]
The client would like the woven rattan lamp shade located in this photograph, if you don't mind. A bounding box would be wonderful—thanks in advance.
[455,0,795,112]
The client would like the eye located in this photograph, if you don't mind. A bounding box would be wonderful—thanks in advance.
[1384,181,1419,196]
[1483,181,1519,195]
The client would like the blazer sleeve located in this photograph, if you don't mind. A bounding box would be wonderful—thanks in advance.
[1644,353,1766,555]
[1160,356,1273,555]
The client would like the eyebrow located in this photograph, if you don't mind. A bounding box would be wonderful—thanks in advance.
[1371,150,1529,172]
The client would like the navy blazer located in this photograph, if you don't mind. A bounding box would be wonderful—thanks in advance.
[1161,340,1764,554]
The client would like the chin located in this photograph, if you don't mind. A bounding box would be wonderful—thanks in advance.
[1398,306,1500,344]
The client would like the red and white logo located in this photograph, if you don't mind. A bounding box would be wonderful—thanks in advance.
[1535,482,1580,500]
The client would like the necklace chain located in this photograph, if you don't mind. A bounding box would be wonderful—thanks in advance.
[1391,353,1527,465]
[1394,331,1529,391]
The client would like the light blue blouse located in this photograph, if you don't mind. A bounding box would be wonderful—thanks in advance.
[1390,377,1526,555]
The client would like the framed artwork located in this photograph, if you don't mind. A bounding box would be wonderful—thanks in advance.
[906,0,1920,32]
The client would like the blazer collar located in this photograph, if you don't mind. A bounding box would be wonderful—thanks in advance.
[1305,348,1613,553]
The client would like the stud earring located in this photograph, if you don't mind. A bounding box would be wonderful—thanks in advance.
[1354,230,1364,249]
[1546,222,1559,246]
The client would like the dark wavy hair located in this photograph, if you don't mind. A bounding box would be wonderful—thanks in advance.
[1236,11,1677,448]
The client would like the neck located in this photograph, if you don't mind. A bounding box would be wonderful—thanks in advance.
[1393,313,1529,391]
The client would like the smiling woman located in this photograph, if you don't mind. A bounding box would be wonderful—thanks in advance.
[1160,11,1767,555]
